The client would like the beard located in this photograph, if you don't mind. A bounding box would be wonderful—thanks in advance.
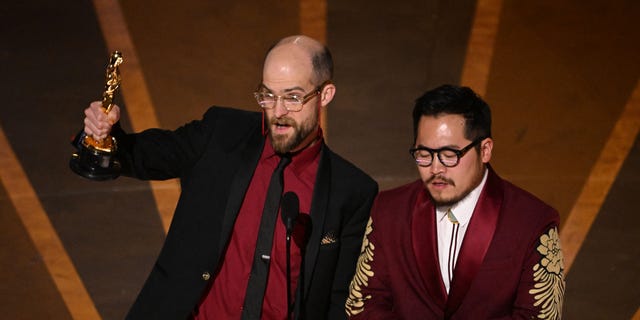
[426,169,484,207]
[267,111,318,154]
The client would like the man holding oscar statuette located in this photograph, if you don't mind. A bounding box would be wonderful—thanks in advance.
[71,35,378,320]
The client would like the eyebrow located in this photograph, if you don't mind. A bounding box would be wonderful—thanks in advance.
[258,83,307,94]
[415,144,462,150]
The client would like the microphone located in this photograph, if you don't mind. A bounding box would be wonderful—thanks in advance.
[281,191,299,236]
[280,191,299,320]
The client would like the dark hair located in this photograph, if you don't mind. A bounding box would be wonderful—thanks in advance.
[311,45,333,85]
[412,84,492,143]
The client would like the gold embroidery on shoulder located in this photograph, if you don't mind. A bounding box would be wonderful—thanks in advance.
[529,227,565,320]
[345,217,375,316]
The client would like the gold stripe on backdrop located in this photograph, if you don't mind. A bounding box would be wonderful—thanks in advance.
[91,0,179,233]
[460,0,503,96]
[560,79,640,273]
[0,127,101,320]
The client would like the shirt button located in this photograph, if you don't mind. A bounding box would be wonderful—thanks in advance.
[201,272,211,281]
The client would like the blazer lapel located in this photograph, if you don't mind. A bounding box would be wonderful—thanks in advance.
[412,184,448,308]
[445,168,503,317]
[217,133,265,249]
[300,144,330,299]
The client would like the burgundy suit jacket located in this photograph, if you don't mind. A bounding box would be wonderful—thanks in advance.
[346,167,565,319]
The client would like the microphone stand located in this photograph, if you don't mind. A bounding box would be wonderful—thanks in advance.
[281,191,299,320]
[295,215,311,320]
[285,227,293,320]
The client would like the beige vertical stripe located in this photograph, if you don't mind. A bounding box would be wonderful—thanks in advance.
[460,0,503,96]
[91,0,179,233]
[0,127,102,319]
[300,0,329,141]
[561,79,640,273]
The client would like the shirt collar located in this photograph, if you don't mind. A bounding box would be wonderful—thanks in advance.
[437,168,489,226]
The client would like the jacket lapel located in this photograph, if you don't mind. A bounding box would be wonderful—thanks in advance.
[300,144,330,299]
[445,167,503,317]
[217,133,265,250]
[412,182,448,308]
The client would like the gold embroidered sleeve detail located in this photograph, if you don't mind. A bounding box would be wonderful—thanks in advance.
[529,227,565,320]
[345,217,375,316]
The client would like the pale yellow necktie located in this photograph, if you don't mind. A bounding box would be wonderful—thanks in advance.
[447,208,459,224]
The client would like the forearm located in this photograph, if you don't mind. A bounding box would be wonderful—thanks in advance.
[328,189,377,319]
[112,113,214,180]
[345,216,396,320]
[510,224,565,320]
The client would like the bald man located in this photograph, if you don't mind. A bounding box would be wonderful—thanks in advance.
[78,35,378,319]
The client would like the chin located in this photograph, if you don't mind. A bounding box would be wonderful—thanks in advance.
[272,141,292,154]
[432,198,458,208]
[428,191,463,207]
[269,132,291,152]
[275,139,303,154]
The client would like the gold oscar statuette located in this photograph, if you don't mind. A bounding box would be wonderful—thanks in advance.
[69,51,124,180]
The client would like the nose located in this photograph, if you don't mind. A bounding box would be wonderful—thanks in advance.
[429,156,446,175]
[273,97,289,118]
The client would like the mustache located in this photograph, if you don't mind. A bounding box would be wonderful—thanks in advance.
[427,175,455,186]
[270,117,296,127]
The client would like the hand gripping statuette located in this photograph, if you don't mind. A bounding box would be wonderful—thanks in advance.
[70,51,123,180]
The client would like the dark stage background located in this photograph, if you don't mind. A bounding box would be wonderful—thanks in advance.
[1,0,638,319]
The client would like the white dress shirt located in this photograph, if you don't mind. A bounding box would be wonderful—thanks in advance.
[436,169,488,294]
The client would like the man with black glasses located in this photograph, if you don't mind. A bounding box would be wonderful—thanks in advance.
[345,84,565,319]
[79,35,377,320]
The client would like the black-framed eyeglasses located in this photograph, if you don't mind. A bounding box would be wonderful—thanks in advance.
[254,80,331,112]
[409,137,486,167]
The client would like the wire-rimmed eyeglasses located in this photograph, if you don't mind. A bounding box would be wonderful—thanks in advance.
[254,80,331,112]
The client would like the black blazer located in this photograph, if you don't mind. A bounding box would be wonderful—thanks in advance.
[112,106,378,319]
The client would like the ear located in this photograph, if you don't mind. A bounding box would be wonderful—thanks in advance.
[480,137,493,163]
[319,83,336,107]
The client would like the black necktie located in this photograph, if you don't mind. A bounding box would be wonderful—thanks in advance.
[242,155,291,319]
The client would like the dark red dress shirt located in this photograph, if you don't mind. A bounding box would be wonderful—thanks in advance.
[194,134,321,319]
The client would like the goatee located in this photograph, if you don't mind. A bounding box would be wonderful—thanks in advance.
[268,109,319,154]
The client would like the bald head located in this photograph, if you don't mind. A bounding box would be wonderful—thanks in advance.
[264,35,333,86]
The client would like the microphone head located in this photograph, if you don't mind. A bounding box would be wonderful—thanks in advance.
[281,191,300,232]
